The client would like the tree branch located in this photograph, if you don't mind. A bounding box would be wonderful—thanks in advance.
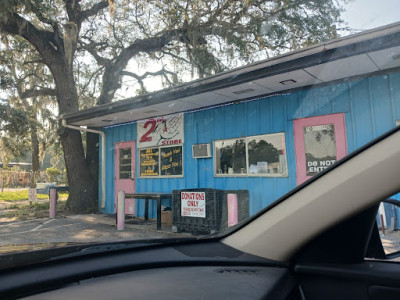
[64,0,79,22]
[121,68,175,81]
[79,1,109,23]
[0,13,61,67]
[23,59,45,65]
[20,88,57,99]
[78,66,104,95]
[16,72,43,83]
[121,71,146,91]
[26,0,56,27]
[79,41,111,66]
[160,49,192,65]
[98,28,185,104]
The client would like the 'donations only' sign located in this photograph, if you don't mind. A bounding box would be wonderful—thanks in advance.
[181,192,206,218]
[137,114,184,148]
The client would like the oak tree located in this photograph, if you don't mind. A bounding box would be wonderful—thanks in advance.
[0,0,344,211]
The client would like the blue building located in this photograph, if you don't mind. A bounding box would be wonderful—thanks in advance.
[62,22,400,220]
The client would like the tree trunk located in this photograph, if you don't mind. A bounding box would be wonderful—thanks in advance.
[61,128,97,212]
[54,63,97,213]
[29,119,40,189]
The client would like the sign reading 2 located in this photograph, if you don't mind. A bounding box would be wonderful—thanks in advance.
[139,119,156,143]
[137,114,184,148]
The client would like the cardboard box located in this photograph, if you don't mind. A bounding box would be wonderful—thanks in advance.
[161,211,172,226]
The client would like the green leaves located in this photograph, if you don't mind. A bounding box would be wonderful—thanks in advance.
[0,102,29,135]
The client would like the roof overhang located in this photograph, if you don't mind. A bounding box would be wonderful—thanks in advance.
[62,22,400,128]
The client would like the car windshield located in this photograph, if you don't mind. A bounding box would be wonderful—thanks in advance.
[0,0,399,256]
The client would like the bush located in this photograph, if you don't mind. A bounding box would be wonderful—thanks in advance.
[45,167,62,183]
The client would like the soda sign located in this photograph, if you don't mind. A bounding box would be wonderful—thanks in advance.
[181,192,206,218]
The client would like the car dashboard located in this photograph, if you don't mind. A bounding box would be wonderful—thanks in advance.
[0,241,298,300]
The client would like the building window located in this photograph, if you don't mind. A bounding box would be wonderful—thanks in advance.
[303,124,336,176]
[214,133,287,177]
[139,145,183,178]
[215,138,246,175]
[139,148,159,177]
[119,148,132,179]
[160,146,183,176]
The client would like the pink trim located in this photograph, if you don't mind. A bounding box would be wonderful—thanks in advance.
[227,193,239,227]
[115,141,136,215]
[294,113,347,185]
[49,188,57,218]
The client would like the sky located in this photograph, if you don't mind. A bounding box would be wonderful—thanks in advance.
[342,0,400,31]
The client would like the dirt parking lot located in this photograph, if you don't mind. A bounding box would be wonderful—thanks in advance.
[0,189,192,253]
[1,214,189,246]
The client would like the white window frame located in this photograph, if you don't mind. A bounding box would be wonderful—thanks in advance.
[214,132,288,178]
[139,145,184,178]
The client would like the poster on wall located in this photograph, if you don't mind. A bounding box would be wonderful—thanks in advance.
[161,146,183,176]
[294,113,347,185]
[137,114,184,148]
[139,148,159,176]
[181,191,206,218]
[303,124,337,176]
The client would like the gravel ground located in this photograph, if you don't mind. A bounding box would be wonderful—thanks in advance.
[0,215,192,248]
[0,191,193,253]
[0,215,195,255]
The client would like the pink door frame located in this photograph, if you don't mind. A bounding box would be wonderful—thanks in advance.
[115,141,136,215]
[294,113,347,185]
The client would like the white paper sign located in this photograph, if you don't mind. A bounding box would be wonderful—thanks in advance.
[181,192,206,218]
[137,114,184,148]
[28,188,37,203]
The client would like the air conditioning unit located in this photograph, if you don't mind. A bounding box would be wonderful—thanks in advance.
[192,144,212,159]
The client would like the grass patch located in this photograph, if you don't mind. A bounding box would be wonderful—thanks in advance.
[58,192,69,198]
[2,200,67,220]
[0,190,48,201]
[0,190,68,201]
[32,202,50,210]
[8,204,21,209]
[0,190,70,221]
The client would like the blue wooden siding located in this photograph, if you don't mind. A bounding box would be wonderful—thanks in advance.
[99,71,400,217]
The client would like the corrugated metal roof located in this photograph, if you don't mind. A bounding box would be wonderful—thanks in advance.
[62,22,400,128]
